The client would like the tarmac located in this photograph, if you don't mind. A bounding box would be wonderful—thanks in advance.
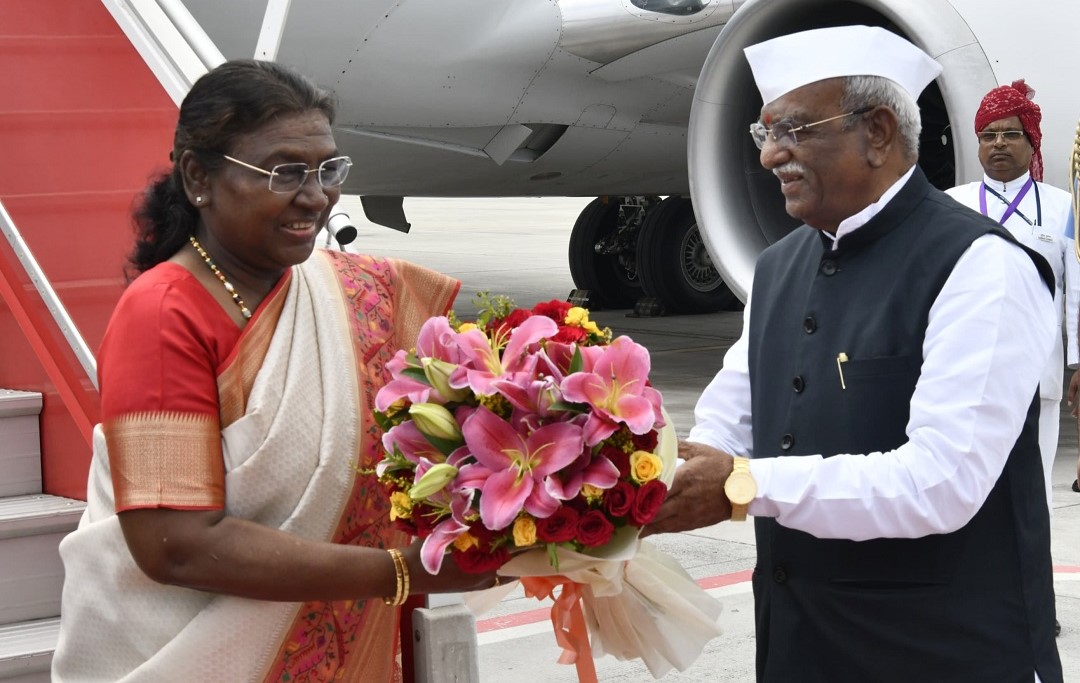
[339,195,1080,682]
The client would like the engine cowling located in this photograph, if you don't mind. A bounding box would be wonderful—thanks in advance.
[690,0,996,302]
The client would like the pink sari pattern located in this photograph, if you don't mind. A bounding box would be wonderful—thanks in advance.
[265,253,457,683]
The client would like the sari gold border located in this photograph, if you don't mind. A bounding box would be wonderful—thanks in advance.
[106,411,224,510]
[217,272,290,428]
[388,258,461,344]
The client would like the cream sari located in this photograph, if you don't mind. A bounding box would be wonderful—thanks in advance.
[53,250,458,682]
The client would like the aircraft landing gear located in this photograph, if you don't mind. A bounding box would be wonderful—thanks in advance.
[567,197,651,309]
[568,195,740,314]
[636,196,739,314]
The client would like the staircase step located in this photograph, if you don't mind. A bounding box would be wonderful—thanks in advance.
[0,496,84,627]
[0,617,58,682]
[0,391,41,498]
[0,495,83,541]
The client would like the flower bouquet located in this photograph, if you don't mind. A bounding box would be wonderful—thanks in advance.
[373,296,722,679]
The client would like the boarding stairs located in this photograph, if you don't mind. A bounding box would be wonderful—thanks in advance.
[0,0,206,678]
[0,391,83,683]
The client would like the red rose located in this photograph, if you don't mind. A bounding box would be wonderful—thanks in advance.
[577,509,615,547]
[603,481,635,518]
[629,479,668,526]
[553,326,588,344]
[532,299,572,322]
[631,430,659,453]
[452,545,510,574]
[601,445,631,479]
[393,518,418,536]
[492,308,533,337]
[536,505,580,543]
[410,503,439,538]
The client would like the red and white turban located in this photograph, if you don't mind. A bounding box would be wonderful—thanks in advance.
[974,79,1043,181]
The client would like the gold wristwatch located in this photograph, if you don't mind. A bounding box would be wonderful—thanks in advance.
[724,456,757,522]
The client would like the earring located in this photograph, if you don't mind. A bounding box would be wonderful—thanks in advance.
[195,196,203,205]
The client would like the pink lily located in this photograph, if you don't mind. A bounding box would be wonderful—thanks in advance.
[415,316,465,364]
[381,420,448,465]
[491,375,563,419]
[375,349,432,411]
[545,447,621,500]
[460,405,585,530]
[419,491,474,573]
[560,336,663,446]
[450,315,558,395]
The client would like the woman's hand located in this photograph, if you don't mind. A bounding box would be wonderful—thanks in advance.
[399,539,502,596]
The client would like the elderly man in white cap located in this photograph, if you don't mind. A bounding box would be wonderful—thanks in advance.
[646,25,1062,683]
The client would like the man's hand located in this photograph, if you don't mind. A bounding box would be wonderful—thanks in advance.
[642,441,734,536]
[1069,370,1080,417]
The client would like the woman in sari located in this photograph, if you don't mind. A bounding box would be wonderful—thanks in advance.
[52,59,497,682]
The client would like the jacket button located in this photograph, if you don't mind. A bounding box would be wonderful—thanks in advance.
[780,434,794,450]
[792,376,805,393]
[820,260,838,276]
[773,567,787,584]
[802,316,817,334]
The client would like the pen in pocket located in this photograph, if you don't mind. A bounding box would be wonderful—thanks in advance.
[836,352,848,390]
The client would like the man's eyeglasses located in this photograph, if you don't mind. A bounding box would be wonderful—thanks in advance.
[749,106,874,150]
[222,154,353,193]
[977,130,1026,144]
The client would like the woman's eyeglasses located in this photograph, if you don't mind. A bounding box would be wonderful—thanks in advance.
[221,154,353,193]
[977,130,1026,144]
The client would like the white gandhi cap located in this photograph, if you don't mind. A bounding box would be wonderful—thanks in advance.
[743,25,942,106]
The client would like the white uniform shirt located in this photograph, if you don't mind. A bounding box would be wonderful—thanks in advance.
[688,169,1056,541]
[945,172,1079,400]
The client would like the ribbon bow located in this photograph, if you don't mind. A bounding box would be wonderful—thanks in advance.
[520,575,598,683]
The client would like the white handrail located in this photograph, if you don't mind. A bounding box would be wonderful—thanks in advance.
[100,0,223,106]
[0,200,98,390]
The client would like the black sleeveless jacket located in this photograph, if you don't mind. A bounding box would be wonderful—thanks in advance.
[747,168,1061,683]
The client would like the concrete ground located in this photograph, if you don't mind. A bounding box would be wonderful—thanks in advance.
[339,195,1080,682]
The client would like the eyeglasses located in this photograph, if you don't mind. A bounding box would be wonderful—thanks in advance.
[221,154,353,193]
[749,106,874,150]
[977,130,1026,144]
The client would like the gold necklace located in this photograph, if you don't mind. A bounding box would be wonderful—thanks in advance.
[188,236,253,320]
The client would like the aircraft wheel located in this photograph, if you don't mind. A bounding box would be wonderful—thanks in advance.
[568,198,642,309]
[637,196,740,314]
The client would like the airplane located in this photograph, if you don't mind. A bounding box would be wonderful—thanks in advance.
[2,0,1080,678]
[171,0,1080,311]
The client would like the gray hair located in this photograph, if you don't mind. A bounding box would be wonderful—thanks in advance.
[839,75,922,161]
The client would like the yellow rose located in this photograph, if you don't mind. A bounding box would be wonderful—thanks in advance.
[453,532,479,552]
[582,320,601,335]
[389,491,413,521]
[458,322,478,333]
[513,516,538,547]
[630,450,663,483]
[581,484,604,503]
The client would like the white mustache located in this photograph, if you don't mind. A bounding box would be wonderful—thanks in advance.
[773,162,805,178]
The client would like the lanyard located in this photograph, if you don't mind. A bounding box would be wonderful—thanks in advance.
[979,178,1041,226]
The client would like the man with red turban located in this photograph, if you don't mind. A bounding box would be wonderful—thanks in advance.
[947,79,1078,528]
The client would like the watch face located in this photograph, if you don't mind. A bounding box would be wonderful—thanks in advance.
[725,473,757,505]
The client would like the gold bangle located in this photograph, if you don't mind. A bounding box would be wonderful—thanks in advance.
[382,548,410,606]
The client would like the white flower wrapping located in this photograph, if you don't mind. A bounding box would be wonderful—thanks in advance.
[465,414,723,679]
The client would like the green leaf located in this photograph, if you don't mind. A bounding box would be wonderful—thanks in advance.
[548,400,586,414]
[547,542,560,572]
[569,346,583,374]
[419,430,464,457]
[401,366,431,385]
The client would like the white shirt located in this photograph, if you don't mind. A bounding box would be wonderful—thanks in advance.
[945,172,1079,400]
[688,169,1056,541]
